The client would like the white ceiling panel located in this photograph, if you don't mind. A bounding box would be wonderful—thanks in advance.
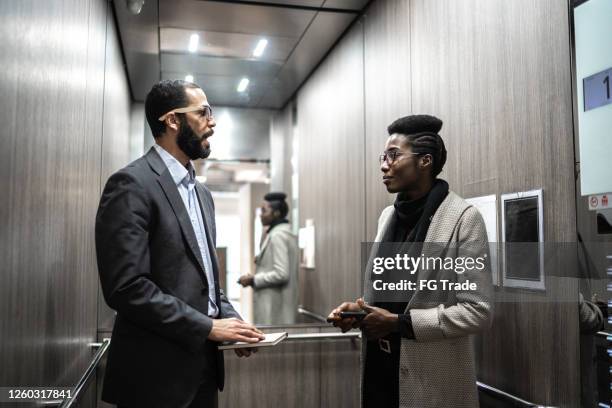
[160,28,295,61]
[159,0,316,37]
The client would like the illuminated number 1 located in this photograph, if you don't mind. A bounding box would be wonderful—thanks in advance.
[604,75,610,99]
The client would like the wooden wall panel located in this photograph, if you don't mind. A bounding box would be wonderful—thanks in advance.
[296,23,365,318]
[409,0,579,406]
[363,0,412,239]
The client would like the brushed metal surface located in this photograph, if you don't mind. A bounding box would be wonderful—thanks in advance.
[160,0,315,36]
[161,71,271,107]
[409,0,579,406]
[270,104,294,194]
[296,23,365,319]
[259,10,358,107]
[161,27,295,62]
[161,53,283,78]
[0,0,126,402]
[112,0,160,102]
[96,4,133,333]
[363,0,412,239]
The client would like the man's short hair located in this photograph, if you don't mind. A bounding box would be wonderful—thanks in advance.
[145,80,200,138]
[387,114,447,177]
[264,192,289,219]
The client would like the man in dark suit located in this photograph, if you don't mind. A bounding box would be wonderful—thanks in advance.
[95,80,264,408]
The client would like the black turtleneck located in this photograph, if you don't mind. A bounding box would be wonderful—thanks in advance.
[267,218,289,233]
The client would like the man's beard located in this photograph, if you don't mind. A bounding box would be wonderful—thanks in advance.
[177,118,211,160]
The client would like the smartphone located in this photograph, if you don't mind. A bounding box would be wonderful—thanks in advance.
[339,311,367,320]
[326,310,368,323]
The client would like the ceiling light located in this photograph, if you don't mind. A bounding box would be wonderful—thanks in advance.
[185,74,194,83]
[188,34,199,53]
[253,39,268,57]
[237,77,250,93]
[126,0,144,15]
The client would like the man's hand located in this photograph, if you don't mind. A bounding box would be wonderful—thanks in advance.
[208,318,264,343]
[357,298,398,340]
[328,300,362,332]
[238,274,255,287]
[234,347,258,358]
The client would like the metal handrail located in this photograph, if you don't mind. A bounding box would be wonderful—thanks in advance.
[297,306,328,323]
[55,338,111,408]
[477,381,558,408]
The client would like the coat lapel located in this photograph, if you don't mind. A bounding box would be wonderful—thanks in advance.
[405,191,468,309]
[257,233,272,261]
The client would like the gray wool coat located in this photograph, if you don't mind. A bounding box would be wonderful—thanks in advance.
[362,191,494,408]
[253,223,299,325]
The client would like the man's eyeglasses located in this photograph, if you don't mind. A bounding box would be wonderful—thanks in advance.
[158,104,213,121]
[379,150,420,165]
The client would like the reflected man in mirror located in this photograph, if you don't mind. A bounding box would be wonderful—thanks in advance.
[95,80,264,408]
[329,114,493,408]
[239,192,299,325]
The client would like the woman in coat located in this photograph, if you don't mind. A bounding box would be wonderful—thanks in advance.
[329,114,493,408]
[239,192,299,325]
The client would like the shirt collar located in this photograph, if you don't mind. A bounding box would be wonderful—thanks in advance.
[153,144,196,187]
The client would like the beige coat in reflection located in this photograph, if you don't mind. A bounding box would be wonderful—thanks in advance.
[362,191,494,408]
[253,223,299,325]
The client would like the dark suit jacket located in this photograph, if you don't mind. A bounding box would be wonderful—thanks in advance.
[95,147,240,408]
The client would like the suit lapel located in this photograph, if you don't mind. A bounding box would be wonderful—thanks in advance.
[145,148,207,276]
[157,174,208,275]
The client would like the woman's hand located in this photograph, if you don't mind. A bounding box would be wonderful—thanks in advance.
[357,298,398,340]
[328,301,362,332]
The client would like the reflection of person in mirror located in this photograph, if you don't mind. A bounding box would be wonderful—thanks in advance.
[329,115,493,408]
[239,192,299,325]
[96,80,264,408]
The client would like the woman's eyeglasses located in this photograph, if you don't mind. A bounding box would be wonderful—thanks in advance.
[379,150,420,165]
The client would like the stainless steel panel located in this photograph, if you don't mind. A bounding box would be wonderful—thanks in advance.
[159,0,316,37]
[363,0,411,239]
[97,1,133,333]
[409,0,579,406]
[162,71,272,107]
[323,0,370,10]
[232,0,324,7]
[296,22,365,321]
[160,53,282,78]
[0,0,110,394]
[259,11,358,107]
[113,0,160,101]
[201,106,273,161]
[160,28,296,61]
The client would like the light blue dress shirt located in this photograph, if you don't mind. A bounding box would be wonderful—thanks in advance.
[154,145,219,317]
